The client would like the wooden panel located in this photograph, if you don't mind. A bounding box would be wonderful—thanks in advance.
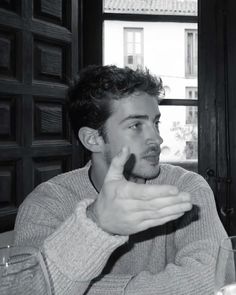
[199,0,236,235]
[0,211,16,233]
[33,0,71,29]
[82,0,103,67]
[0,160,19,233]
[0,161,16,207]
[0,0,79,232]
[33,97,69,141]
[33,156,71,187]
[198,0,231,232]
[0,95,17,143]
[226,0,236,235]
[0,28,16,79]
[198,1,218,191]
[0,94,21,147]
[0,0,20,14]
[33,37,70,84]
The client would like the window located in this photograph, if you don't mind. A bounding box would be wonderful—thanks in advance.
[186,87,198,100]
[185,29,198,77]
[103,0,198,171]
[186,141,197,159]
[186,106,198,124]
[186,87,198,124]
[124,28,143,69]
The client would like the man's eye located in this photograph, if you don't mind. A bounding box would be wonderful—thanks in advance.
[130,122,142,130]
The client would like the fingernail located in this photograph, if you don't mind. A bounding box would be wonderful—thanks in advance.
[122,146,129,155]
[117,146,127,156]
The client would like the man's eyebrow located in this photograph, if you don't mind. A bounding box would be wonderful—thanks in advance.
[119,114,161,125]
[119,115,148,125]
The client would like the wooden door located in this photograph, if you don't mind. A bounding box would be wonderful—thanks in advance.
[0,0,81,232]
[199,0,236,235]
[225,0,236,235]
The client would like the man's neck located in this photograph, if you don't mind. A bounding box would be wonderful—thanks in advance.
[90,156,108,192]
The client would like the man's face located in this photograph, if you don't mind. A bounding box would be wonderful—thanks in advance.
[101,92,163,180]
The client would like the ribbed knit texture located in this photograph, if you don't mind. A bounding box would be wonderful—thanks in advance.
[14,164,228,295]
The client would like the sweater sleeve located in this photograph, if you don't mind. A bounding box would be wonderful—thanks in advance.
[14,183,129,295]
[85,177,228,295]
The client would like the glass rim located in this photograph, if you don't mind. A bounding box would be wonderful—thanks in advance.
[0,245,38,258]
[0,244,12,250]
[0,246,37,266]
[220,236,236,252]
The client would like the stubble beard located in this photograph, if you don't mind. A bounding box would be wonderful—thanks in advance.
[129,161,161,181]
[104,148,160,181]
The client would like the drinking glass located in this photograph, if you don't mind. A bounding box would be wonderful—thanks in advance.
[0,245,52,295]
[215,236,236,295]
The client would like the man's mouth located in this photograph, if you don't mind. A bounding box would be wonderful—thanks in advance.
[142,149,161,163]
[142,154,160,162]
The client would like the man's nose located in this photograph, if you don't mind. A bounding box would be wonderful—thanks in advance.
[145,126,163,145]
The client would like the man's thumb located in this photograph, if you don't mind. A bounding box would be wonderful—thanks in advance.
[104,147,130,182]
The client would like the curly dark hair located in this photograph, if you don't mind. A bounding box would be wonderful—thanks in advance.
[67,65,163,142]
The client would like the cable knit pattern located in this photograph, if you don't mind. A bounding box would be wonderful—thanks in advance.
[14,164,228,295]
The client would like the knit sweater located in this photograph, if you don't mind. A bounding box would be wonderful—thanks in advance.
[14,163,227,295]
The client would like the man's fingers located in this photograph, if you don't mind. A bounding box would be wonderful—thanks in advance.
[128,183,179,200]
[151,192,191,208]
[138,213,185,232]
[134,201,192,220]
[133,192,191,211]
[147,202,192,219]
[104,146,130,182]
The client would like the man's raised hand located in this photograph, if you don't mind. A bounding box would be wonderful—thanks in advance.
[90,147,192,235]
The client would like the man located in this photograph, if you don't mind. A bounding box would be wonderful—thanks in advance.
[14,65,227,294]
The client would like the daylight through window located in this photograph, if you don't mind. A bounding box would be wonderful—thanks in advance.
[103,0,198,171]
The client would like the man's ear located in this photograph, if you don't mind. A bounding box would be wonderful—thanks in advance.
[78,127,104,153]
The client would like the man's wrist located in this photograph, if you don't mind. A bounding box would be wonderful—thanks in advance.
[86,201,117,236]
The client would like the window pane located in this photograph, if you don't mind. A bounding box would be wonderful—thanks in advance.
[104,20,198,99]
[185,29,198,77]
[127,31,133,42]
[127,43,133,54]
[103,0,197,16]
[159,105,198,162]
[128,55,133,64]
[135,43,141,54]
[186,87,198,100]
[135,32,141,43]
